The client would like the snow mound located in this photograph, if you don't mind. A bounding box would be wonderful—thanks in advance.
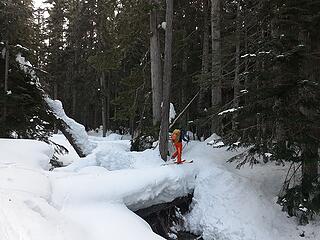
[1,137,190,240]
[0,139,53,169]
[183,141,320,240]
[51,165,196,211]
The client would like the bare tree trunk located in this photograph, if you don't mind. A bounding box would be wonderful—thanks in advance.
[53,81,59,134]
[232,1,241,131]
[100,71,107,137]
[150,0,163,126]
[106,71,111,130]
[72,88,77,117]
[93,105,98,129]
[198,0,209,113]
[3,41,9,123]
[301,143,319,198]
[181,28,188,128]
[71,0,80,120]
[211,0,222,133]
[170,91,200,130]
[299,31,320,198]
[159,0,173,161]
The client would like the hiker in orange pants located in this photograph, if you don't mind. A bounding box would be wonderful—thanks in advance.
[171,129,184,164]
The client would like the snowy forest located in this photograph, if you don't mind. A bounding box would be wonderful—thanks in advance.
[1,0,320,239]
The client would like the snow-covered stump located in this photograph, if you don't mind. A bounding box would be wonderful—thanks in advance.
[45,97,96,157]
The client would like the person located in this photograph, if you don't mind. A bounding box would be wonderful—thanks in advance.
[170,129,189,164]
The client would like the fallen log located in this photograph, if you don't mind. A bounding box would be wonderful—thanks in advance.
[45,97,96,158]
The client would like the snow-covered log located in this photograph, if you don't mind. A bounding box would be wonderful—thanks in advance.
[45,97,96,157]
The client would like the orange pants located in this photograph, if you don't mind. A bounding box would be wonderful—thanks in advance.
[172,142,183,163]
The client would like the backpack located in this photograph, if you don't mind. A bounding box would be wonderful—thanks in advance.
[179,129,189,142]
[172,129,190,143]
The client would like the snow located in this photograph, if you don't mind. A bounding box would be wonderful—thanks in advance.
[218,107,243,116]
[183,135,320,240]
[258,50,272,55]
[0,135,196,240]
[240,89,248,94]
[170,103,176,123]
[240,53,256,58]
[1,47,5,59]
[1,133,320,240]
[16,52,40,86]
[45,98,96,155]
[161,22,166,30]
[16,44,30,52]
[161,102,176,123]
[0,139,53,169]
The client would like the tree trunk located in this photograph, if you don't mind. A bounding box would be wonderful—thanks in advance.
[232,1,241,131]
[301,143,319,198]
[53,81,59,134]
[198,0,209,113]
[100,71,107,137]
[300,31,320,199]
[72,88,77,118]
[181,28,188,129]
[211,0,222,133]
[159,0,173,161]
[150,0,163,126]
[3,40,9,122]
[106,71,111,130]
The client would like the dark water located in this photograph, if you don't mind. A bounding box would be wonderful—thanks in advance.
[134,194,203,239]
[176,231,203,240]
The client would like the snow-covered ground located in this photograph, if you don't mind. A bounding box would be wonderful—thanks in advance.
[1,134,320,240]
[0,135,195,240]
[183,137,320,240]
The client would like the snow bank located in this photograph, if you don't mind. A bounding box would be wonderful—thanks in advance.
[0,140,84,240]
[51,136,197,211]
[0,139,53,169]
[4,134,318,240]
[58,137,164,172]
[183,140,320,240]
[0,135,197,240]
[61,203,164,240]
[46,98,96,155]
[51,165,196,211]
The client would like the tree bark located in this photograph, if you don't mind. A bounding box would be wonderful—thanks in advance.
[54,118,87,158]
[53,80,59,134]
[3,40,9,122]
[72,88,77,118]
[159,0,173,161]
[100,71,107,137]
[107,71,111,130]
[301,143,319,198]
[198,0,209,113]
[232,1,241,131]
[299,31,320,198]
[211,0,222,133]
[150,0,163,126]
[181,27,188,128]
